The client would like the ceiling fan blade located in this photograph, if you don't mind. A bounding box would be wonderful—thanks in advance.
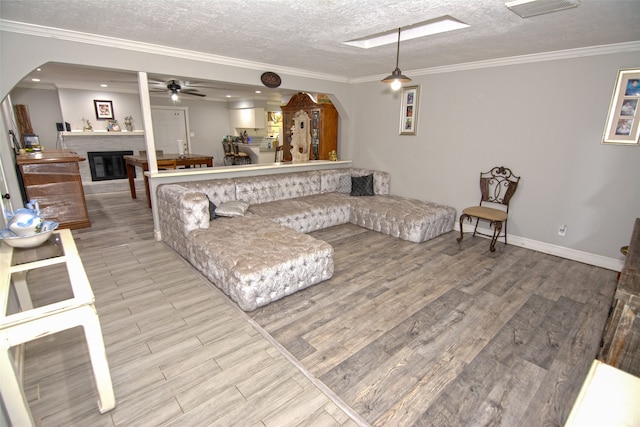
[181,91,206,97]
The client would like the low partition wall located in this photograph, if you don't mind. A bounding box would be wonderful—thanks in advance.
[148,160,353,239]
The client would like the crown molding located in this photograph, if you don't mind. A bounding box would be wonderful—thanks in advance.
[0,20,349,84]
[353,40,640,83]
[2,19,638,86]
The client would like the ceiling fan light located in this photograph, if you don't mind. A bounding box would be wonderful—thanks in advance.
[170,91,179,101]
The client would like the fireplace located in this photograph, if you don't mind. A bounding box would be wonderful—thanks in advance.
[87,151,133,181]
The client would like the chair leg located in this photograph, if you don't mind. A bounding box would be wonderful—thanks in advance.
[489,221,503,252]
[503,219,508,245]
[472,217,480,237]
[457,214,470,243]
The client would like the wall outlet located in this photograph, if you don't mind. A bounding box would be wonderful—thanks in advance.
[558,224,567,236]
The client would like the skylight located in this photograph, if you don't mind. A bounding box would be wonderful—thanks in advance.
[343,16,469,49]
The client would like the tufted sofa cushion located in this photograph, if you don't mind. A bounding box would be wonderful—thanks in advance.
[319,168,390,195]
[235,171,320,204]
[188,178,237,207]
[187,216,334,311]
[249,192,351,233]
[349,195,457,243]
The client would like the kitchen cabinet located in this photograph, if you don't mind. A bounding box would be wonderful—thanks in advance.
[17,150,90,229]
[229,107,266,130]
[281,92,338,161]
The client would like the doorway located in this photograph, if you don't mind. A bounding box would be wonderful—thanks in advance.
[150,106,190,155]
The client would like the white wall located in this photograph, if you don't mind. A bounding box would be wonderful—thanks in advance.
[57,88,143,132]
[10,87,62,147]
[351,52,640,262]
[1,28,637,265]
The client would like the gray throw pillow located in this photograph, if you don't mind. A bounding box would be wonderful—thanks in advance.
[337,175,352,194]
[351,174,374,196]
[206,195,217,221]
[215,200,250,217]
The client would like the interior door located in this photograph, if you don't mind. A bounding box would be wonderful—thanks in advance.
[151,107,189,155]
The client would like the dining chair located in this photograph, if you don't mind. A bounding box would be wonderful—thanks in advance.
[457,166,521,252]
[274,144,283,162]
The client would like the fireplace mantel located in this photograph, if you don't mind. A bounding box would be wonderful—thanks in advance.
[61,130,145,137]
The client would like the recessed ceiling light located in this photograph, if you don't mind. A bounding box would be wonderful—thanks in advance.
[36,68,42,72]
[31,78,40,82]
[226,95,231,98]
[100,84,108,87]
[343,15,469,49]
[505,0,580,18]
[255,90,262,94]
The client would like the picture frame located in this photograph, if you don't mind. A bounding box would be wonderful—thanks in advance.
[107,120,121,132]
[23,134,40,148]
[94,99,114,120]
[602,68,640,145]
[399,85,419,135]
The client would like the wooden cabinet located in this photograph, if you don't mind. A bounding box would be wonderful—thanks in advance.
[598,218,640,376]
[17,150,90,229]
[229,108,266,130]
[281,92,338,161]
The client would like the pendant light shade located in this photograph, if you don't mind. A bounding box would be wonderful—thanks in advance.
[381,28,411,90]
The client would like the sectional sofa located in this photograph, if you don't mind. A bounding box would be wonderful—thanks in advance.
[156,168,456,311]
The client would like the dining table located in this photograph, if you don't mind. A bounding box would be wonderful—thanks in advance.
[123,153,213,207]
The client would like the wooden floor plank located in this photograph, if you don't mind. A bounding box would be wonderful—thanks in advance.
[17,191,620,426]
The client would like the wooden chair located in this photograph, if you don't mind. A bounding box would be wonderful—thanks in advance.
[232,141,251,165]
[274,144,283,162]
[222,141,235,165]
[457,166,520,252]
[138,150,163,157]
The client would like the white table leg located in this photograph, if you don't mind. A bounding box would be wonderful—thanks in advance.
[12,271,33,311]
[78,305,116,413]
[0,341,35,427]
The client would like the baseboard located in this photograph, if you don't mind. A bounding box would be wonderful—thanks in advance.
[457,223,624,272]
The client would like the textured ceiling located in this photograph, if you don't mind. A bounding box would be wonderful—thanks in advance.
[1,0,639,101]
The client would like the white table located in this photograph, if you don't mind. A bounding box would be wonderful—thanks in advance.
[0,229,115,426]
[565,359,640,426]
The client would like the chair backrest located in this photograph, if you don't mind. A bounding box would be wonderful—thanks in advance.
[222,141,232,155]
[274,144,283,162]
[479,166,520,209]
[139,150,164,157]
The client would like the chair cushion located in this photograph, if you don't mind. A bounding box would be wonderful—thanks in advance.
[462,206,507,222]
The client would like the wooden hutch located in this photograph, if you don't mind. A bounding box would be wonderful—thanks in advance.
[281,92,338,161]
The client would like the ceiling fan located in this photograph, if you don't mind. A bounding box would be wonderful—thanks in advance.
[150,79,206,99]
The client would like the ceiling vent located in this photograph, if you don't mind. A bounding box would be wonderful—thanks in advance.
[505,0,580,18]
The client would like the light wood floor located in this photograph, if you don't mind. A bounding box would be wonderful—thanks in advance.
[19,191,618,426]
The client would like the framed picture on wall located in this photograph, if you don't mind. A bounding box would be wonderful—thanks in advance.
[602,68,640,145]
[94,99,114,120]
[399,85,419,135]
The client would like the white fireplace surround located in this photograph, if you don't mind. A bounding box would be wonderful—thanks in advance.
[60,132,146,195]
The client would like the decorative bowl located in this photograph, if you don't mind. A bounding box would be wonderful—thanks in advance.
[7,208,44,237]
[0,221,59,248]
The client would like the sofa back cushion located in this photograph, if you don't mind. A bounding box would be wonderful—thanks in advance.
[185,179,237,206]
[235,171,321,204]
[320,168,391,195]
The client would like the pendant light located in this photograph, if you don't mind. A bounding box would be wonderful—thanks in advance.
[381,28,411,91]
